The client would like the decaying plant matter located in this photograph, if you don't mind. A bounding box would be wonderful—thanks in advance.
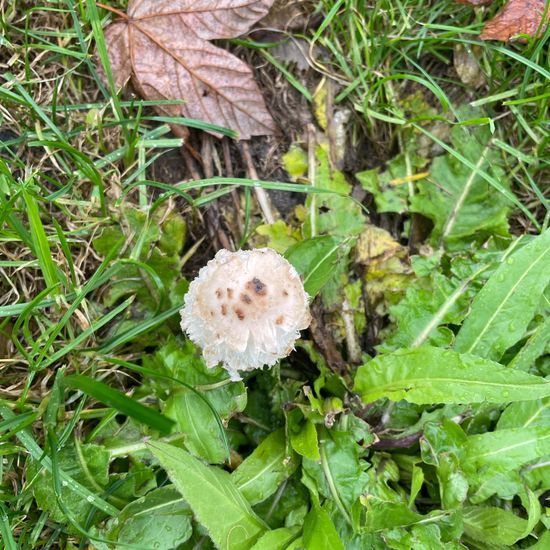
[99,0,277,139]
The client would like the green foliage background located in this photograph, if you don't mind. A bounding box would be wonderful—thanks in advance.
[0,1,549,549]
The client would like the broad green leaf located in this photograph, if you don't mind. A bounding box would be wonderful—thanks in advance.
[65,375,174,435]
[289,418,320,461]
[362,500,423,532]
[26,442,110,524]
[286,537,304,549]
[232,429,298,505]
[462,426,550,476]
[256,220,299,254]
[0,406,118,518]
[384,522,462,550]
[105,486,192,549]
[302,504,345,550]
[454,230,550,360]
[147,441,266,550]
[463,506,529,546]
[497,398,550,430]
[249,526,301,550]
[410,119,510,249]
[165,391,226,463]
[354,347,550,404]
[526,529,550,549]
[524,460,550,494]
[408,465,425,508]
[462,424,550,501]
[165,382,246,464]
[362,454,408,506]
[285,236,343,297]
[382,266,485,351]
[146,339,242,461]
[519,488,542,541]
[508,316,550,372]
[302,429,368,529]
[420,421,469,509]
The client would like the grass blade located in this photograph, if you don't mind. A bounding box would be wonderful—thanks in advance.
[65,375,174,435]
[22,188,60,293]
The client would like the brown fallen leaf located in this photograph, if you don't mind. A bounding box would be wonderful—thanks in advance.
[100,0,277,139]
[480,0,550,40]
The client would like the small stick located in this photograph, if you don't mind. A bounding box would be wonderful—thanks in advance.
[222,139,234,178]
[201,136,233,250]
[222,139,244,236]
[181,146,215,247]
[241,141,276,224]
[201,136,214,178]
[341,297,362,364]
[307,123,317,237]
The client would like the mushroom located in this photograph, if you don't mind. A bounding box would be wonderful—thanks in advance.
[180,248,311,380]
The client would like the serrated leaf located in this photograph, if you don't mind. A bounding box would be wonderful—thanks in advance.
[454,230,550,360]
[232,429,298,505]
[147,441,266,550]
[101,0,276,139]
[382,266,485,351]
[306,148,366,238]
[410,119,510,249]
[353,347,550,405]
[256,220,299,254]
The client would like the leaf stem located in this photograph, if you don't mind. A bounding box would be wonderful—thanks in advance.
[108,433,184,458]
[96,2,128,20]
[319,438,353,526]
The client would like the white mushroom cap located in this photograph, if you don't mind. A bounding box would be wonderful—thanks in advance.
[180,248,311,380]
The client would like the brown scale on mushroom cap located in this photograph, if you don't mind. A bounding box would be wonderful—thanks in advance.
[246,277,267,296]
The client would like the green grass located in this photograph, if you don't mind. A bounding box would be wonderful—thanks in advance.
[0,1,549,548]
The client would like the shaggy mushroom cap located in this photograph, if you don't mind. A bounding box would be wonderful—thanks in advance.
[181,248,311,380]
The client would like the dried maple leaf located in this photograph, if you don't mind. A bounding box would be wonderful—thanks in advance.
[480,0,549,40]
[101,0,276,139]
